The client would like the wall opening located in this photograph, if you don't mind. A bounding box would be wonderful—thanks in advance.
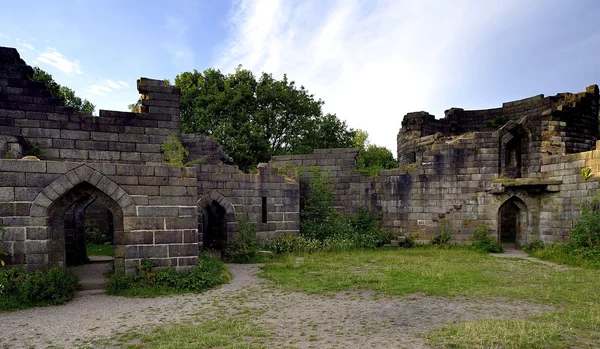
[499,125,529,179]
[47,182,124,268]
[262,197,268,223]
[202,200,227,250]
[498,197,527,249]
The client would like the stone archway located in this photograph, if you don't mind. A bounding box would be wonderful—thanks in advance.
[30,165,135,270]
[498,122,532,179]
[47,182,124,267]
[498,196,528,249]
[198,191,236,249]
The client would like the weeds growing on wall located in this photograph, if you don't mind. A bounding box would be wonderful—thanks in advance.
[105,253,231,297]
[161,134,207,168]
[470,224,504,253]
[430,220,453,245]
[0,267,79,311]
[222,218,259,263]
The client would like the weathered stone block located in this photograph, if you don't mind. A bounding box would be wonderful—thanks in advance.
[168,243,198,257]
[154,230,182,244]
[137,206,179,217]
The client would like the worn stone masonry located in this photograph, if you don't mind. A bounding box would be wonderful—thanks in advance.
[0,47,300,272]
[271,85,600,247]
[1,44,599,272]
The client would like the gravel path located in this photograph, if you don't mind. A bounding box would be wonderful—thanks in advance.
[0,264,553,349]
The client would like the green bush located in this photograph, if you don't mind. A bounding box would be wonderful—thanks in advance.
[267,169,389,254]
[569,198,600,249]
[222,218,259,263]
[431,221,453,245]
[470,225,504,253]
[106,253,231,297]
[523,239,545,253]
[0,267,79,310]
[84,224,107,245]
[263,234,322,254]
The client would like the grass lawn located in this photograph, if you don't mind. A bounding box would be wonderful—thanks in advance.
[86,243,114,257]
[260,247,600,348]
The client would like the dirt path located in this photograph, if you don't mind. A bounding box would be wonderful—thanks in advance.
[490,248,573,270]
[0,264,552,349]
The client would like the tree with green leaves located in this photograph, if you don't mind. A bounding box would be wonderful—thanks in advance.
[31,67,95,115]
[174,67,355,171]
[354,130,397,175]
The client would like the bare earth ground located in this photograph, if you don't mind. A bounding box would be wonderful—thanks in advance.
[0,263,554,349]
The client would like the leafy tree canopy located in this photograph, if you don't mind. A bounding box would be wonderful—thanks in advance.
[175,66,356,171]
[31,67,95,115]
[354,130,397,174]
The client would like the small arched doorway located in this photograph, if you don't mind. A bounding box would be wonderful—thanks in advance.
[198,191,236,250]
[201,200,227,249]
[498,196,527,249]
[47,182,124,267]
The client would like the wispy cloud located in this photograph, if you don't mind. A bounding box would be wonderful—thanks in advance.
[105,79,129,89]
[0,32,10,40]
[217,0,534,153]
[86,79,130,96]
[15,38,35,51]
[36,48,82,75]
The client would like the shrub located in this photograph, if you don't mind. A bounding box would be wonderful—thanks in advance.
[222,218,259,263]
[262,235,322,254]
[470,224,504,253]
[300,167,337,241]
[523,239,545,253]
[568,197,600,249]
[105,253,231,297]
[431,221,453,245]
[84,224,107,245]
[0,267,78,310]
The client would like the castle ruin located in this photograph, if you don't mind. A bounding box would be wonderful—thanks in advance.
[1,46,599,272]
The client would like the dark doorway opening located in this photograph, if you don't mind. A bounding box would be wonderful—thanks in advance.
[499,202,518,244]
[498,197,527,249]
[47,182,123,268]
[62,196,115,266]
[203,200,227,250]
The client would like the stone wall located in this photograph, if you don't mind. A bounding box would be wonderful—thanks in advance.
[0,160,198,272]
[0,45,301,273]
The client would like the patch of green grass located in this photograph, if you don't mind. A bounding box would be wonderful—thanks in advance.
[530,243,600,269]
[124,318,268,349]
[86,243,114,257]
[260,246,600,348]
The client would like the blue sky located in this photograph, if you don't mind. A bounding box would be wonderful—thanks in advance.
[2,0,600,154]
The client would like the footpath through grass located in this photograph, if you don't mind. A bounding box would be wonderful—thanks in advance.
[260,247,600,348]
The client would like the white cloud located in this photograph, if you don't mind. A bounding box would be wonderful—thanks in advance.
[16,38,35,50]
[105,79,129,89]
[86,79,130,96]
[36,48,82,75]
[217,0,533,155]
[0,32,10,39]
[86,84,113,96]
